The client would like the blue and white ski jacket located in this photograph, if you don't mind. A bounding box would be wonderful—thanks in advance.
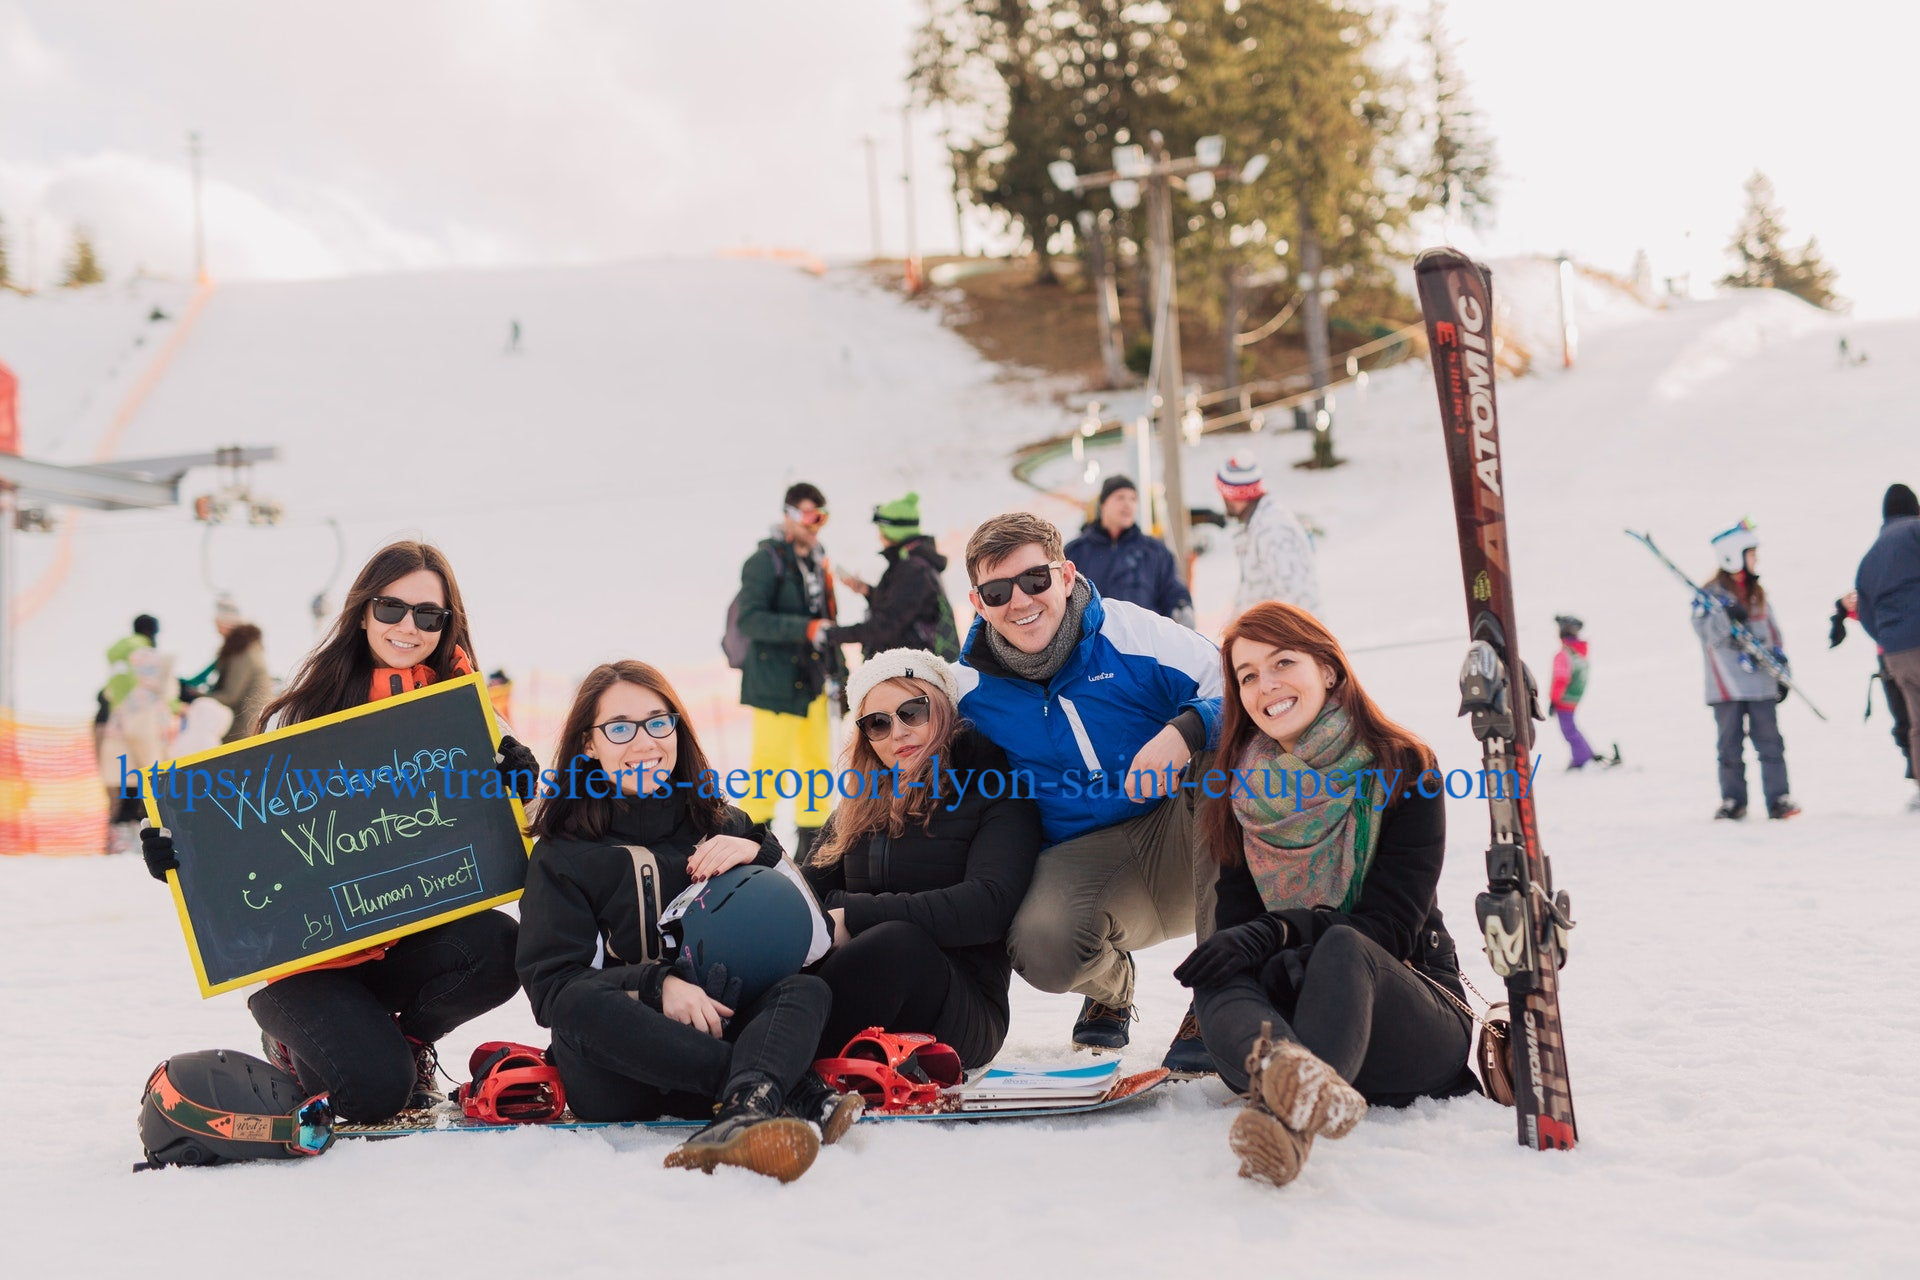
[955,587,1223,845]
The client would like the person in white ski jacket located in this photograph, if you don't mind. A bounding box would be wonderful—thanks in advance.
[1217,456,1321,617]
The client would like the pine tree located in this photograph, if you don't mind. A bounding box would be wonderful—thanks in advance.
[914,1,1185,281]
[62,228,104,288]
[1417,0,1496,229]
[1720,171,1839,310]
[1175,0,1406,462]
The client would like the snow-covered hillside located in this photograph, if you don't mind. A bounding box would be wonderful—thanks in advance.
[3,262,1916,1278]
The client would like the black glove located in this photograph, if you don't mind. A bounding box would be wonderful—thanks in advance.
[1829,599,1849,649]
[1724,601,1750,624]
[1171,914,1289,990]
[1778,682,1791,704]
[669,954,745,1010]
[493,735,539,801]
[140,825,178,882]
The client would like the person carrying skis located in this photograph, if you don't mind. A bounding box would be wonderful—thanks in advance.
[1217,456,1321,617]
[828,491,961,661]
[518,660,858,1181]
[1852,483,1920,811]
[1550,614,1595,769]
[139,542,533,1122]
[1062,475,1195,626]
[1174,601,1478,1188]
[803,648,1042,1070]
[1692,520,1799,819]
[735,482,845,858]
[953,512,1223,1074]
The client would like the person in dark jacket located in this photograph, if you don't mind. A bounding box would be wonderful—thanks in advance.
[1063,475,1195,626]
[1854,482,1920,811]
[519,660,860,1181]
[830,491,961,661]
[737,482,846,856]
[1174,601,1476,1188]
[803,649,1042,1069]
[140,542,531,1123]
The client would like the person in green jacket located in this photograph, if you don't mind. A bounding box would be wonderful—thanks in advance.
[736,482,846,858]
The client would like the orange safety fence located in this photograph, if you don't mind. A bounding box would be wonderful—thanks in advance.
[0,713,109,856]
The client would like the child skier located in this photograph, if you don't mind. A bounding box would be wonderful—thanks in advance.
[1550,615,1595,769]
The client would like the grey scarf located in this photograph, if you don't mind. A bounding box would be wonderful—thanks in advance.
[985,576,1093,684]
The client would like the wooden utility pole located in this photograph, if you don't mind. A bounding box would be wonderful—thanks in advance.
[1078,211,1127,388]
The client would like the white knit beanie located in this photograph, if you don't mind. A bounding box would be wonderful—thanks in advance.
[845,648,960,717]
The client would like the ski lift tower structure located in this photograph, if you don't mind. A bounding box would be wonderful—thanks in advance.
[1048,134,1269,578]
[0,444,279,712]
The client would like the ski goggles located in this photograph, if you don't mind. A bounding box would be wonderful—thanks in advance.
[784,504,830,528]
[855,696,931,741]
[368,596,453,632]
[974,561,1063,609]
[144,1063,335,1156]
[594,713,679,744]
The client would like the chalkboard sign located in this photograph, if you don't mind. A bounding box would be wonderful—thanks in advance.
[142,673,531,997]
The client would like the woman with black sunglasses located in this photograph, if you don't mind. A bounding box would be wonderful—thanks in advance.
[803,649,1043,1070]
[138,541,530,1122]
[517,660,859,1181]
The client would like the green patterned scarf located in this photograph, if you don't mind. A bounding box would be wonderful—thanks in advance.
[1232,703,1380,913]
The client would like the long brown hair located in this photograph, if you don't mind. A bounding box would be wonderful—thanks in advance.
[1707,569,1767,608]
[1204,602,1436,867]
[528,661,732,843]
[217,624,262,665]
[262,541,475,729]
[810,676,960,866]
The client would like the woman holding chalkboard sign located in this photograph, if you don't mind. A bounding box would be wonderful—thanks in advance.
[142,541,535,1122]
[518,660,856,1183]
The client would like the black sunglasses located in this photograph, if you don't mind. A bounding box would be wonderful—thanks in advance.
[855,696,931,741]
[369,596,453,632]
[975,561,1063,609]
[594,713,679,745]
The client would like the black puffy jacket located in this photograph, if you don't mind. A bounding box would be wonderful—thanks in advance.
[516,791,783,1027]
[802,728,1041,1037]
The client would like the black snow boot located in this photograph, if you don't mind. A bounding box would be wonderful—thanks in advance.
[663,1079,819,1182]
[786,1070,864,1145]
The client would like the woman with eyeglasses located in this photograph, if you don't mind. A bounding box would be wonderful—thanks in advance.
[138,541,532,1122]
[803,649,1042,1070]
[517,660,859,1182]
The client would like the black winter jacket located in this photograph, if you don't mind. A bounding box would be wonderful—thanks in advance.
[1063,521,1193,620]
[516,791,784,1028]
[1214,789,1467,1003]
[802,729,1042,1035]
[829,536,959,660]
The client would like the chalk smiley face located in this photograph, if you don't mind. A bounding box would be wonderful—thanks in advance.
[243,871,284,910]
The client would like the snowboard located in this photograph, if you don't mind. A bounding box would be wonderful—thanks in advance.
[334,1068,1171,1139]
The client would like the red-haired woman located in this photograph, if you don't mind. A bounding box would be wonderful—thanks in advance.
[517,661,857,1182]
[803,649,1041,1069]
[140,541,533,1122]
[1174,602,1479,1188]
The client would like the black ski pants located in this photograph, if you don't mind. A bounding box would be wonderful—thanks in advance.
[1194,925,1470,1106]
[811,920,1007,1069]
[1713,698,1789,808]
[247,909,521,1122]
[547,973,831,1122]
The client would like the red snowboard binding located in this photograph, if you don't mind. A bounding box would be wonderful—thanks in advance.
[456,1042,567,1124]
[813,1027,963,1112]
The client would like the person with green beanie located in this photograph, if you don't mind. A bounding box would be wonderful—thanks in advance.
[829,490,961,662]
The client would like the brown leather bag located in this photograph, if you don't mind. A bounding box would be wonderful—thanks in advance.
[1408,962,1515,1108]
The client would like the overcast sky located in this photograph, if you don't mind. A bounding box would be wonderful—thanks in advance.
[1,1,1911,316]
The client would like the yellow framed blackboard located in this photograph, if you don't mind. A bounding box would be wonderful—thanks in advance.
[140,673,532,996]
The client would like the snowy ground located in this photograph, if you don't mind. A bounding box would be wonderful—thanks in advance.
[3,262,1918,1278]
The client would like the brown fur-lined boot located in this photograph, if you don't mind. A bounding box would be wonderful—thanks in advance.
[1245,1021,1367,1139]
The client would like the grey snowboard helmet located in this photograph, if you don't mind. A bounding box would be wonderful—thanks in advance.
[137,1049,333,1169]
[660,864,814,1005]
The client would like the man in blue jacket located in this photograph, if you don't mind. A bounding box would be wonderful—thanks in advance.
[1062,475,1195,626]
[1856,482,1920,812]
[954,512,1222,1072]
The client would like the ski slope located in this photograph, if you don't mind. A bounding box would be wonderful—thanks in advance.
[2,261,1916,1278]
